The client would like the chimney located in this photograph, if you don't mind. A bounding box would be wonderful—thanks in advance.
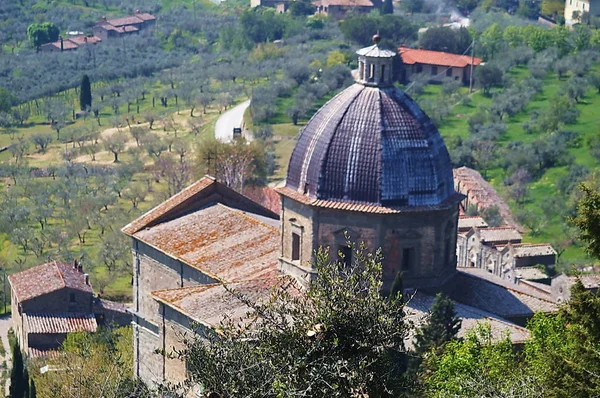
[60,36,64,52]
[84,273,90,285]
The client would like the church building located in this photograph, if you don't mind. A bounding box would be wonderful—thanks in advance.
[123,35,558,388]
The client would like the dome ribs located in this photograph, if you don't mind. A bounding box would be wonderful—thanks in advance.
[285,83,456,209]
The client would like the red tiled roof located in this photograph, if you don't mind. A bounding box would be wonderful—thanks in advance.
[123,177,216,235]
[135,13,157,21]
[68,35,102,45]
[399,47,483,68]
[28,347,61,358]
[42,39,79,51]
[278,186,464,214]
[106,15,145,27]
[9,261,93,303]
[24,312,98,334]
[316,0,373,6]
[132,203,280,282]
[123,176,278,235]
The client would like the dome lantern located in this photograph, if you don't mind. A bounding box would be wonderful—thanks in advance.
[355,33,396,87]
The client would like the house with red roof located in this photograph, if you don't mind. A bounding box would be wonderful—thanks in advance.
[93,11,156,41]
[399,45,483,85]
[8,261,129,357]
[313,0,375,18]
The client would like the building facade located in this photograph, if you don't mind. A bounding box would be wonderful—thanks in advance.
[124,36,564,391]
[399,46,483,85]
[8,261,129,357]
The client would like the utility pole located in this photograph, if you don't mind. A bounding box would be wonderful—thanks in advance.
[469,39,475,94]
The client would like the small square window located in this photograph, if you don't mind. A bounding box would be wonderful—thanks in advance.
[446,68,452,77]
[431,66,438,76]
[402,247,415,270]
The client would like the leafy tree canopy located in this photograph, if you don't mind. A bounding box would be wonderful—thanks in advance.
[182,244,410,397]
[27,22,60,48]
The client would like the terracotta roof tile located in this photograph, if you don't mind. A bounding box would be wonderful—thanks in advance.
[278,186,464,214]
[511,243,556,257]
[477,227,522,244]
[9,261,93,303]
[106,15,145,27]
[405,292,530,345]
[151,277,291,327]
[122,177,216,235]
[133,203,280,282]
[24,312,97,334]
[68,35,102,45]
[399,47,483,68]
[458,215,488,231]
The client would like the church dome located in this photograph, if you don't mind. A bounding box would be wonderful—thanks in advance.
[285,40,456,208]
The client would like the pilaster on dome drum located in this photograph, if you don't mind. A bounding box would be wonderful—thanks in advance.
[284,36,458,209]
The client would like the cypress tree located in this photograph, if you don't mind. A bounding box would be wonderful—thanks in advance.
[414,293,461,356]
[23,368,29,398]
[80,74,92,111]
[382,0,394,14]
[10,341,25,398]
[29,379,36,398]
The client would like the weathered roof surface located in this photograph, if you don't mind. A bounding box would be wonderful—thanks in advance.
[477,227,522,244]
[569,274,600,289]
[406,292,530,345]
[42,40,79,51]
[518,279,552,294]
[123,176,278,236]
[356,44,396,57]
[515,267,548,281]
[454,167,523,232]
[135,13,157,21]
[278,186,463,214]
[9,261,93,303]
[445,269,557,318]
[399,46,483,68]
[316,0,374,5]
[285,83,456,208]
[93,298,129,313]
[24,313,97,334]
[458,215,488,231]
[151,277,295,326]
[106,15,145,27]
[512,243,556,257]
[69,35,102,45]
[133,203,280,282]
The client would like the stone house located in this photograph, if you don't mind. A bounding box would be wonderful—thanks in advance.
[40,35,102,53]
[313,0,375,19]
[124,36,562,389]
[93,11,156,41]
[456,225,556,284]
[8,261,129,357]
[565,0,600,24]
[399,46,483,85]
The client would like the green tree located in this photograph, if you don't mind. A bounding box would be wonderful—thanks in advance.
[571,183,600,258]
[475,64,503,95]
[27,22,60,49]
[182,245,410,397]
[382,0,394,14]
[423,324,529,397]
[0,87,14,113]
[414,293,461,358]
[79,75,92,111]
[10,341,27,398]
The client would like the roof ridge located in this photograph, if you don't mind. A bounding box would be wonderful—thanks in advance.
[53,260,67,289]
[217,203,279,233]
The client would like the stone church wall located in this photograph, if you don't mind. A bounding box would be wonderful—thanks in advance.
[132,240,217,387]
